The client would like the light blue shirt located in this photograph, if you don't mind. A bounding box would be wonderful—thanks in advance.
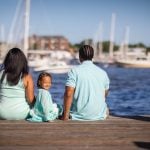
[0,71,30,120]
[28,89,59,122]
[66,60,110,121]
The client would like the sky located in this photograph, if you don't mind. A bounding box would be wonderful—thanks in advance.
[0,0,150,46]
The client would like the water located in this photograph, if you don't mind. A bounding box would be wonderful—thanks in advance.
[31,65,150,116]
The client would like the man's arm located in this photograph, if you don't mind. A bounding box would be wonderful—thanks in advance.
[62,86,75,120]
[105,89,109,98]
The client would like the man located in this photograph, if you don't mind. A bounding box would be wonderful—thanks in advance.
[62,45,110,121]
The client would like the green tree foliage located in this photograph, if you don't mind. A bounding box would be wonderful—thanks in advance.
[72,40,148,54]
[102,41,109,52]
[129,43,146,48]
[146,47,150,55]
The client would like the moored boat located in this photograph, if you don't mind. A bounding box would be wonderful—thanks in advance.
[33,60,74,73]
[115,57,150,68]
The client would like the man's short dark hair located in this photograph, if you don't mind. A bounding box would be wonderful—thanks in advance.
[79,45,94,60]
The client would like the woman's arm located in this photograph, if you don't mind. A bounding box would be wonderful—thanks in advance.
[23,74,35,104]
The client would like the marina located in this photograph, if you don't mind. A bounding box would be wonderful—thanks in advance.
[0,0,150,116]
[0,0,150,70]
[0,0,150,149]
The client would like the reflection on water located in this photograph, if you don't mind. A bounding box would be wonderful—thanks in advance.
[31,65,150,116]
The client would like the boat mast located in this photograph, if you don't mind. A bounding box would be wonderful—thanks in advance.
[123,26,130,59]
[98,21,103,58]
[109,13,116,59]
[24,0,30,57]
[7,0,22,49]
[93,21,103,62]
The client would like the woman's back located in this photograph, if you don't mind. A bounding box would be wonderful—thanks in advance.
[0,48,34,120]
[0,71,30,120]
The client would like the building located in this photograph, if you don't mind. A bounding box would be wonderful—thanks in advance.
[29,35,70,51]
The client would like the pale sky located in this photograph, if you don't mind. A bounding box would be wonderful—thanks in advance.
[0,0,150,46]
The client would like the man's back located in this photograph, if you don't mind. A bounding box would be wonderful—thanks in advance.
[66,60,110,120]
[62,45,110,121]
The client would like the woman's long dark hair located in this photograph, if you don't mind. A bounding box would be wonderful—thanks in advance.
[0,48,29,85]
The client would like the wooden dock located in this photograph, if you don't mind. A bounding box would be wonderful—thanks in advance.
[0,115,150,150]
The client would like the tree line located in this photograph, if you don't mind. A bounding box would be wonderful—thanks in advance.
[71,40,150,54]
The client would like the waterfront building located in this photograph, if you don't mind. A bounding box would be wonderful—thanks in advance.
[28,35,70,51]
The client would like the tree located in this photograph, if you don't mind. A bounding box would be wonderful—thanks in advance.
[146,47,150,55]
[102,41,110,53]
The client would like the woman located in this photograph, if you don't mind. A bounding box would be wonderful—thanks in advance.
[0,48,35,120]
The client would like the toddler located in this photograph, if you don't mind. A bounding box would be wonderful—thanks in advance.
[28,72,61,122]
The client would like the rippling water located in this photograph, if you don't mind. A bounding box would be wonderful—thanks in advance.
[31,65,150,116]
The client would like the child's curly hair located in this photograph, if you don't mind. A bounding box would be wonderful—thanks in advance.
[37,72,52,88]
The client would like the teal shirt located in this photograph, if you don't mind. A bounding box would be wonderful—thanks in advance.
[66,61,110,121]
[28,89,59,122]
[0,71,30,120]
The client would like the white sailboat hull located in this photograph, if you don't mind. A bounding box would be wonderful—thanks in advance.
[116,60,150,68]
[34,65,73,73]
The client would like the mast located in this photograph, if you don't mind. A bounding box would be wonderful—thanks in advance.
[7,0,22,48]
[24,0,30,57]
[123,26,130,59]
[98,21,103,58]
[109,13,116,58]
[93,21,103,61]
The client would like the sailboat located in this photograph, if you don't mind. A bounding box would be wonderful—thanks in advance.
[23,0,75,73]
[115,57,150,68]
[34,59,73,73]
[115,26,150,68]
[30,50,75,73]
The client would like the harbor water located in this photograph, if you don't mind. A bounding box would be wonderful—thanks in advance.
[31,65,150,116]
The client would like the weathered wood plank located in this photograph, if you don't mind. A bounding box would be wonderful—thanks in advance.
[0,116,150,150]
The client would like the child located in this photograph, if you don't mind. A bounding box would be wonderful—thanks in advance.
[28,72,61,122]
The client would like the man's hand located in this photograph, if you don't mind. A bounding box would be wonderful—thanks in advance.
[59,112,70,121]
[59,115,69,121]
